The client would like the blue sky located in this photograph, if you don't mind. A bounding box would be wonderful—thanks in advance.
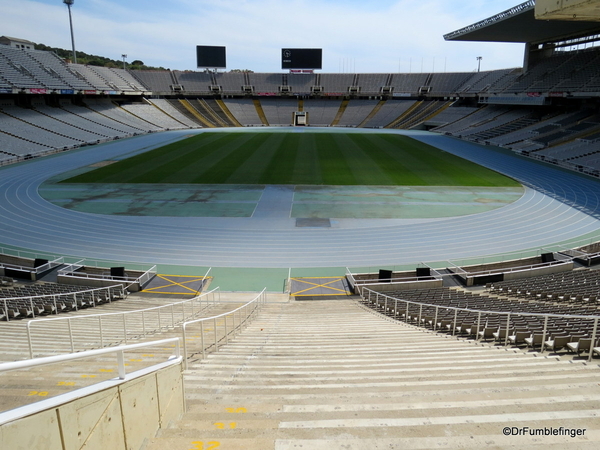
[3,0,527,72]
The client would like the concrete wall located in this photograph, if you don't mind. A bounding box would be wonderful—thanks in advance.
[503,261,573,282]
[356,278,443,294]
[0,363,183,450]
[464,261,574,286]
[57,274,141,292]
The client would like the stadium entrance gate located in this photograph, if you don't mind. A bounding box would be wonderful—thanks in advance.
[293,111,308,126]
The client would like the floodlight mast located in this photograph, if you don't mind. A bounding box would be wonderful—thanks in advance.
[64,0,77,64]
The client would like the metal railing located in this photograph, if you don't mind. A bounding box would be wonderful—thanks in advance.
[26,287,221,359]
[0,256,63,275]
[0,338,181,425]
[445,257,571,278]
[360,287,600,362]
[182,289,267,370]
[57,261,157,289]
[346,267,443,288]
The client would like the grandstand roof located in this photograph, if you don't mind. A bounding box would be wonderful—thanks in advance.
[444,0,600,44]
[0,36,35,46]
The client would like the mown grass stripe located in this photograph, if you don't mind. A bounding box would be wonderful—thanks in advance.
[61,131,519,187]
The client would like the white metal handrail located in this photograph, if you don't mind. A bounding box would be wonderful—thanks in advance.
[0,338,181,426]
[0,338,180,377]
[181,289,266,369]
[0,257,63,274]
[59,264,156,283]
[361,287,600,362]
[26,287,221,359]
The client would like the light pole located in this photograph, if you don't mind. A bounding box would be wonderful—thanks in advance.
[122,54,127,70]
[477,56,483,72]
[63,0,77,64]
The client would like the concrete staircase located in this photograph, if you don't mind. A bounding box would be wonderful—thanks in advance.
[0,294,246,413]
[146,300,600,449]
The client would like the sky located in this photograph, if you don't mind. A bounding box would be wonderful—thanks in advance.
[2,0,528,73]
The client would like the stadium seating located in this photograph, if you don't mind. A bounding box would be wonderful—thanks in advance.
[318,73,355,94]
[363,285,600,354]
[119,102,192,129]
[246,73,283,94]
[222,98,263,126]
[1,282,125,320]
[336,99,380,127]
[130,70,175,93]
[214,72,246,95]
[0,46,91,90]
[146,98,202,128]
[2,42,600,178]
[172,70,213,93]
[302,98,343,126]
[361,100,417,128]
[486,268,600,306]
[260,98,299,126]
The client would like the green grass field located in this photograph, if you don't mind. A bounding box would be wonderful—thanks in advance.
[63,131,519,187]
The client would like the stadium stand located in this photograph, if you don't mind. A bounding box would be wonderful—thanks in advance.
[58,101,142,136]
[84,98,161,132]
[130,70,174,93]
[486,268,600,305]
[119,101,192,130]
[319,73,355,94]
[171,70,213,93]
[222,98,264,126]
[1,282,126,320]
[362,285,600,352]
[0,46,90,91]
[214,71,246,95]
[69,63,113,90]
[245,73,279,94]
[357,73,389,94]
[0,105,84,150]
[5,1,600,445]
[361,99,418,128]
[260,98,298,126]
[146,98,202,128]
[302,98,343,126]
[335,99,380,127]
[287,72,317,94]
[428,72,473,95]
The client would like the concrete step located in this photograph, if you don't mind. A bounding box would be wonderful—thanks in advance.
[162,300,600,448]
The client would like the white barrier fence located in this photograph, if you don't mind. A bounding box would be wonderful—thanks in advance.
[26,287,221,358]
[182,289,267,369]
[0,338,183,448]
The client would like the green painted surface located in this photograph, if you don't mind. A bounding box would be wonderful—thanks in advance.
[39,184,263,217]
[291,185,521,219]
[39,183,523,219]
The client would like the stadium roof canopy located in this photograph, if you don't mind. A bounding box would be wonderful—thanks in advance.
[444,0,600,44]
